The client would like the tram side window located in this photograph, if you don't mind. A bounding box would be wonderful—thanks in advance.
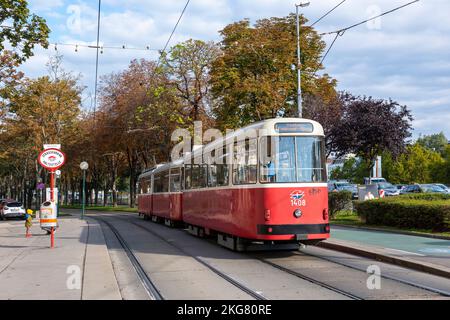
[170,168,182,192]
[153,173,162,193]
[192,165,208,189]
[162,171,170,193]
[233,138,257,185]
[140,178,151,194]
[185,165,192,190]
[208,164,229,187]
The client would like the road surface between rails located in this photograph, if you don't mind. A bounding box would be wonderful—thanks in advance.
[0,209,449,300]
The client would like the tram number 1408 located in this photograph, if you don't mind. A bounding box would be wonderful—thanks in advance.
[291,199,306,207]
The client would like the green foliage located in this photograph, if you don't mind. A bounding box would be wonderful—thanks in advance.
[329,157,369,184]
[354,198,450,231]
[210,15,337,130]
[382,143,444,184]
[417,132,448,156]
[396,193,450,201]
[328,191,353,218]
[0,0,50,63]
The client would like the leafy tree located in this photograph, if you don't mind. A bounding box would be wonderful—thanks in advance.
[0,55,81,205]
[383,144,444,184]
[210,15,337,129]
[163,39,220,123]
[303,92,350,156]
[329,157,369,184]
[0,50,23,113]
[332,95,413,178]
[96,59,182,207]
[417,132,448,156]
[0,0,50,63]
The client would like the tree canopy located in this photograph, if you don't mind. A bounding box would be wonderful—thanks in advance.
[210,15,337,129]
[0,0,50,63]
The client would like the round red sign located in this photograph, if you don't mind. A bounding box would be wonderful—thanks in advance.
[38,148,66,171]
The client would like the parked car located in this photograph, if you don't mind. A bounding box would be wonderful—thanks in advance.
[433,184,450,193]
[400,184,447,194]
[328,180,359,199]
[0,201,26,220]
[376,182,400,197]
[364,177,387,185]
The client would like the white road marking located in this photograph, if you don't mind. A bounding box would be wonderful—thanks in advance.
[384,248,425,256]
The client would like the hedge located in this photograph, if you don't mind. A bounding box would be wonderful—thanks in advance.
[396,193,450,201]
[328,191,353,217]
[354,198,450,231]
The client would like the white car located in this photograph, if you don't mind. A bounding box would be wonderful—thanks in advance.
[434,184,450,193]
[0,201,26,220]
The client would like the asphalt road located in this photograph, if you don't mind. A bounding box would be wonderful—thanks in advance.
[1,210,449,300]
[79,211,450,300]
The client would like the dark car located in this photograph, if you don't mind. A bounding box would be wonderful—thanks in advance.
[328,181,359,199]
[400,184,447,194]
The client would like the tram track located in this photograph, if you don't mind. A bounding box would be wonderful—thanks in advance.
[122,217,267,300]
[94,212,450,299]
[297,248,450,297]
[255,257,364,300]
[90,216,164,300]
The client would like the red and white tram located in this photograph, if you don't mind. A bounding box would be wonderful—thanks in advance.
[138,118,329,251]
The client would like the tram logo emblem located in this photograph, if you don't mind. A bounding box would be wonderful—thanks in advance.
[290,190,306,207]
[290,190,304,200]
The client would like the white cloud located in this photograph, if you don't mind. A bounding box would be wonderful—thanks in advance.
[22,0,450,138]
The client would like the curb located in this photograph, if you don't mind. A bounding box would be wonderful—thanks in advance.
[331,223,450,241]
[317,240,450,279]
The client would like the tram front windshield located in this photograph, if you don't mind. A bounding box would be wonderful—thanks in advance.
[260,136,326,183]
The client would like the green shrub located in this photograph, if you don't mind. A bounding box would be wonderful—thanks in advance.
[354,198,450,231]
[396,193,450,201]
[328,191,353,218]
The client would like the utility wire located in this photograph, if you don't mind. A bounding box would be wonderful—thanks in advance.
[320,0,420,36]
[310,0,347,27]
[316,0,420,68]
[159,0,191,61]
[52,42,158,52]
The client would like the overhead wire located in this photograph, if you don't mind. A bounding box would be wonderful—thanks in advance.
[315,0,420,70]
[310,0,347,27]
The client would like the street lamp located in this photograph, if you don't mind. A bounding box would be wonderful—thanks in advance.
[80,161,89,219]
[296,2,310,118]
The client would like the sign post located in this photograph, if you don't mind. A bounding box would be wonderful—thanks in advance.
[38,148,66,248]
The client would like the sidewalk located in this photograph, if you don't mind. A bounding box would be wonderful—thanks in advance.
[0,216,121,300]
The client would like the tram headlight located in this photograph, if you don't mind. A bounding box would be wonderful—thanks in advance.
[293,209,302,218]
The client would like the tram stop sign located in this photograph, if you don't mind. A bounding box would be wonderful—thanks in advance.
[38,148,66,171]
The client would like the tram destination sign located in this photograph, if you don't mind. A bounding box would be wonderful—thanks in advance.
[38,148,66,171]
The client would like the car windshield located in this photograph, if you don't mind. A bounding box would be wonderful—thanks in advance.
[260,136,326,183]
[378,182,394,189]
[6,202,22,207]
[336,183,356,190]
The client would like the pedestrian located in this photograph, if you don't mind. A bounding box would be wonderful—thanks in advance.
[25,209,33,238]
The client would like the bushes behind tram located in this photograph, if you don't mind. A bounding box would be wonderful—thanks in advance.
[354,195,450,231]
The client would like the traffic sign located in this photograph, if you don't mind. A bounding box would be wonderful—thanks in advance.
[38,148,66,171]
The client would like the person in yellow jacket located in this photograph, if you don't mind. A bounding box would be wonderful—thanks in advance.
[25,209,33,238]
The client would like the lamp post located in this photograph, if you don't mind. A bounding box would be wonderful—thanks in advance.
[296,2,310,118]
[80,162,89,219]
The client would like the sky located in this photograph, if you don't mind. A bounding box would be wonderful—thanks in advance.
[21,0,450,139]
